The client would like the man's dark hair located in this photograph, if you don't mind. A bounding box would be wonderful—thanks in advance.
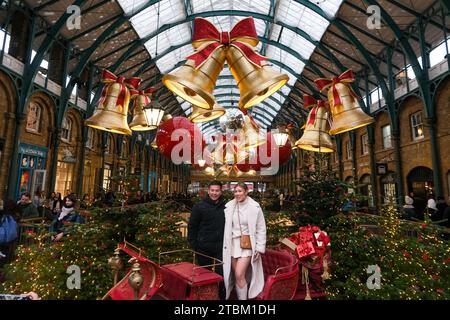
[208,180,222,188]
[21,192,31,198]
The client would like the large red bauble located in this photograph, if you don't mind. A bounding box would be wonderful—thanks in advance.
[156,116,205,163]
[257,132,292,167]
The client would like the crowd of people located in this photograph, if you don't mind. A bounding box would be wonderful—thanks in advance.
[403,193,450,226]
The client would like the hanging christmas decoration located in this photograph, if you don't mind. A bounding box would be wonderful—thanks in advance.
[315,69,374,135]
[85,70,141,135]
[155,116,205,163]
[189,103,225,123]
[129,88,164,131]
[163,17,288,110]
[296,95,335,153]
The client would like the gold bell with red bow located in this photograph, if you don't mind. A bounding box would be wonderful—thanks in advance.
[296,95,335,153]
[223,17,288,109]
[189,103,225,123]
[315,70,374,135]
[129,88,164,131]
[239,110,266,150]
[85,70,141,135]
[163,18,228,110]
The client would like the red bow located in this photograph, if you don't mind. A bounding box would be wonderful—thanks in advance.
[129,87,155,112]
[303,95,328,126]
[186,17,267,69]
[314,69,359,108]
[99,70,142,109]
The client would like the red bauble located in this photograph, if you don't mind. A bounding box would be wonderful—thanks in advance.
[257,132,292,167]
[156,116,205,163]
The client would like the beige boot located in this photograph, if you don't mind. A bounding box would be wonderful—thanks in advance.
[235,283,248,300]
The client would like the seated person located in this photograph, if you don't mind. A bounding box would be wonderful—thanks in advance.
[50,196,84,242]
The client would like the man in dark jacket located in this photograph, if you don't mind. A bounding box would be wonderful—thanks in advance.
[18,193,39,219]
[188,180,225,266]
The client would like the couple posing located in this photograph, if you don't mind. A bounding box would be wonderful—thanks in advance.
[188,181,267,300]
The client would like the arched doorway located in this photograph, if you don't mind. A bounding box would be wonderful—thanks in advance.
[407,166,434,216]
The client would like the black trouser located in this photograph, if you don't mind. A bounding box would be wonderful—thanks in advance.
[196,248,226,300]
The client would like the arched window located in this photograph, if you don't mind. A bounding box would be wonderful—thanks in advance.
[61,117,73,142]
[26,101,41,133]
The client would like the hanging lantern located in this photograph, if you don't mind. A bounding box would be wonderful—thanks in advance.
[189,103,225,123]
[156,116,205,163]
[85,70,141,135]
[163,18,229,110]
[258,131,292,167]
[129,88,165,131]
[315,70,374,135]
[272,126,289,147]
[296,95,335,153]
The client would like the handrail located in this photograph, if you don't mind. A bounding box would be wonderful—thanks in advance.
[158,248,223,274]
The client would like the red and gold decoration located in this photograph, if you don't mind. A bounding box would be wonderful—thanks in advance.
[155,116,205,163]
[129,87,164,131]
[86,70,141,135]
[163,17,288,113]
[315,69,374,135]
[296,95,335,153]
[239,109,265,150]
[189,103,225,123]
[280,226,331,300]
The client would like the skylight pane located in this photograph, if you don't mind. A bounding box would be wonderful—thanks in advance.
[130,0,186,39]
[308,0,344,18]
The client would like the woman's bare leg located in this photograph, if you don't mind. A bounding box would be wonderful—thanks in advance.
[234,256,251,288]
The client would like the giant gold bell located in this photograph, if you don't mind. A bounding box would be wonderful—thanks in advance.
[129,95,149,131]
[226,46,289,109]
[296,105,335,153]
[163,49,226,110]
[85,82,132,135]
[189,103,225,123]
[328,83,374,135]
[239,114,266,150]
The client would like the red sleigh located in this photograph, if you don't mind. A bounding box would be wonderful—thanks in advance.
[103,241,300,300]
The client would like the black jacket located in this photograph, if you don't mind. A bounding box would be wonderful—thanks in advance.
[188,195,225,255]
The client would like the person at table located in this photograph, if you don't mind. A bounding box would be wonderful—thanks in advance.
[222,182,266,300]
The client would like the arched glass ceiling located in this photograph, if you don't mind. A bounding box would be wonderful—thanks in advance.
[117,0,344,136]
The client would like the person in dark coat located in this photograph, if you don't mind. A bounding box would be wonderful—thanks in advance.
[188,180,226,298]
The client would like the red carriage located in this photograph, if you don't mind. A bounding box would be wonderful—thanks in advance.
[103,241,301,300]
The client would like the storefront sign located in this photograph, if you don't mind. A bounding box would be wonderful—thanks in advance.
[19,142,47,158]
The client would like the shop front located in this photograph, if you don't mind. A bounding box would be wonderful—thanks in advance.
[16,142,48,199]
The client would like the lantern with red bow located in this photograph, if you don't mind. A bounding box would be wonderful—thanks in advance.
[315,69,374,135]
[155,116,205,164]
[85,70,141,135]
[295,95,335,153]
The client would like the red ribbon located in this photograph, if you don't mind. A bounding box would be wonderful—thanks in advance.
[98,70,141,109]
[314,69,359,108]
[186,17,268,69]
[303,95,328,126]
[129,87,155,112]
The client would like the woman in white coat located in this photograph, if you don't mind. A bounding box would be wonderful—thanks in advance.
[222,182,266,300]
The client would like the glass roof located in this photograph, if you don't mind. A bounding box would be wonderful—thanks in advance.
[116,0,344,135]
